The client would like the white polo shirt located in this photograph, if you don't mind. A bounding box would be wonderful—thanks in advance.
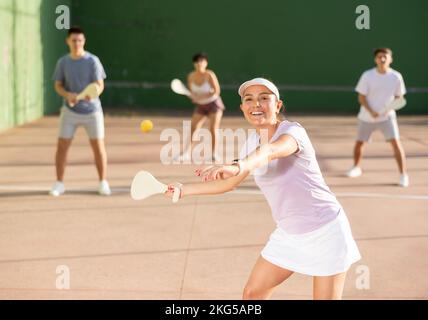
[355,68,406,123]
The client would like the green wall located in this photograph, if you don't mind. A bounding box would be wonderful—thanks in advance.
[1,0,427,132]
[40,0,72,115]
[70,0,427,114]
[0,0,44,131]
[0,0,70,131]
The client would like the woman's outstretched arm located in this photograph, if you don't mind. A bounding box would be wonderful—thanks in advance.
[239,134,299,172]
[182,171,249,197]
[198,134,299,182]
[167,135,298,199]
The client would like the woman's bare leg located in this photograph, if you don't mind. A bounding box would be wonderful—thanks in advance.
[208,110,223,160]
[243,256,294,300]
[313,272,347,300]
[182,111,207,156]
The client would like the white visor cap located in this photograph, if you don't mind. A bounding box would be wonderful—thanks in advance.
[238,78,280,101]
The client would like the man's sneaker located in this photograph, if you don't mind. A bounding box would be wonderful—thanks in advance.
[50,181,65,197]
[399,174,409,187]
[346,166,362,178]
[99,180,112,196]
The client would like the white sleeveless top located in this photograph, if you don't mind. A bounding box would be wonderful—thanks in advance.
[190,81,212,94]
[190,81,218,105]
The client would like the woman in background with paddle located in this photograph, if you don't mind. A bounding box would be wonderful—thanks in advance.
[179,52,225,162]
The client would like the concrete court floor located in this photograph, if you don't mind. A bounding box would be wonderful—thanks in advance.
[0,114,427,299]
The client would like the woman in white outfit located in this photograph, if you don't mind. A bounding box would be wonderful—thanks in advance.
[166,77,361,300]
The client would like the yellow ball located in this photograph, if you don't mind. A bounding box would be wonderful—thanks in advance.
[140,120,153,133]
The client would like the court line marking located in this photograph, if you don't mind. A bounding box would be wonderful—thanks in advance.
[232,189,428,200]
[0,186,129,192]
[0,185,428,200]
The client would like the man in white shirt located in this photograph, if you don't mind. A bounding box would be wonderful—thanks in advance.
[347,48,409,187]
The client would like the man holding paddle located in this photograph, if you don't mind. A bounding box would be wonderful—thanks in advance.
[346,47,409,187]
[50,26,111,196]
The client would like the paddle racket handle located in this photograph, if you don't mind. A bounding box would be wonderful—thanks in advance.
[172,184,182,203]
[172,187,179,203]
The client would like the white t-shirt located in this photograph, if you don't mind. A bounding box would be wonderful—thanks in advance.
[355,68,406,123]
[239,121,341,234]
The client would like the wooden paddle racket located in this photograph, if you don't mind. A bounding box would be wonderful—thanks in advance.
[130,170,180,203]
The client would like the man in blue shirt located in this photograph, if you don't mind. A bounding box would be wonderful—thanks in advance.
[50,26,111,196]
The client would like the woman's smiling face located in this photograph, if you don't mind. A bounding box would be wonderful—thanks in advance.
[240,85,283,127]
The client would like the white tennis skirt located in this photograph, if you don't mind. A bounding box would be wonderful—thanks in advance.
[261,211,361,276]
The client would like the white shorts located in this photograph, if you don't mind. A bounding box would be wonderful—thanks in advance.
[357,117,400,142]
[58,106,105,139]
[261,211,361,276]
